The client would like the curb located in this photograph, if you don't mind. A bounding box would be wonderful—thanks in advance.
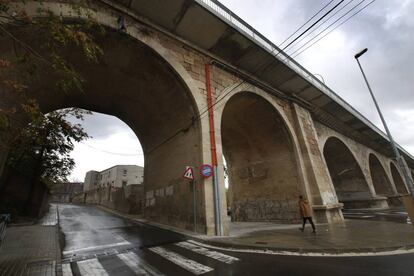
[196,238,414,255]
[95,204,414,256]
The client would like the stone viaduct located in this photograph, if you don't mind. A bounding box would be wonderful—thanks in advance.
[1,0,414,236]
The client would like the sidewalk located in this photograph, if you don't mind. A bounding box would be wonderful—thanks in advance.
[205,220,414,254]
[97,204,414,255]
[0,204,61,275]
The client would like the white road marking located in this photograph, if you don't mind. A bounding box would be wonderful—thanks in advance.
[77,258,109,276]
[118,252,164,276]
[149,246,213,275]
[63,241,131,255]
[176,241,239,264]
[62,263,73,276]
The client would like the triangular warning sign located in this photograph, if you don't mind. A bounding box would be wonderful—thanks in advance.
[183,167,194,180]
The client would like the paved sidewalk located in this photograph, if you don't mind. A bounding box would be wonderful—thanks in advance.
[0,204,61,275]
[206,220,414,254]
[97,204,414,255]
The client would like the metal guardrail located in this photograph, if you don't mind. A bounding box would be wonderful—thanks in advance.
[195,0,414,160]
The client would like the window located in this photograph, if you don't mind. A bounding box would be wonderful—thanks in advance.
[123,169,127,176]
[122,181,127,187]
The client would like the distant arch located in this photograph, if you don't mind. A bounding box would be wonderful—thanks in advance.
[368,154,394,196]
[390,162,408,194]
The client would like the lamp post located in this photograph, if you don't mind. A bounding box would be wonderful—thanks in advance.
[313,73,326,84]
[354,48,414,198]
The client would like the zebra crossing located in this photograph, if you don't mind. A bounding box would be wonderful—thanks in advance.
[61,240,239,275]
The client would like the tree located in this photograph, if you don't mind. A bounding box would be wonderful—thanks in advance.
[0,0,103,183]
[6,108,90,184]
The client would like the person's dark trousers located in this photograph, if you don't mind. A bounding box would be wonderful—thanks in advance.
[301,217,316,232]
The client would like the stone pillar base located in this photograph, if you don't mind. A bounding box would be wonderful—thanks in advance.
[402,195,414,228]
[313,203,344,223]
[386,195,404,207]
[340,196,389,209]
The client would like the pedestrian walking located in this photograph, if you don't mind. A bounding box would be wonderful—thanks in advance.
[298,195,316,233]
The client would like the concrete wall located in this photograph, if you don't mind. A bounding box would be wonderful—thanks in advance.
[72,184,144,214]
[0,167,49,219]
[50,182,83,203]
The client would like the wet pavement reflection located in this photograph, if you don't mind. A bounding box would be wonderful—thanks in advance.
[59,204,414,276]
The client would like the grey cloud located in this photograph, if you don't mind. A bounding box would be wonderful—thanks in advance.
[67,111,136,141]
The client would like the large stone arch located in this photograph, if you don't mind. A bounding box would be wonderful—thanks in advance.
[217,89,304,222]
[368,153,395,196]
[390,162,409,194]
[323,137,377,209]
[0,2,215,232]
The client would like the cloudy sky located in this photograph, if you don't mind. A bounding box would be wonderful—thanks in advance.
[68,0,414,181]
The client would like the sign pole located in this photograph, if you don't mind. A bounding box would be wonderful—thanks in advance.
[183,166,197,233]
[193,179,197,233]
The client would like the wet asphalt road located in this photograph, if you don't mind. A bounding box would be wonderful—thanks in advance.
[58,204,414,276]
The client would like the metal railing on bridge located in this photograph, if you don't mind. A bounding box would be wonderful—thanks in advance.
[195,0,392,144]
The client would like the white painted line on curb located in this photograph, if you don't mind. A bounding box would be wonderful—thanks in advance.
[186,239,414,257]
[177,241,239,264]
[77,258,109,276]
[118,252,164,276]
[63,241,131,255]
[149,246,213,275]
[62,263,73,276]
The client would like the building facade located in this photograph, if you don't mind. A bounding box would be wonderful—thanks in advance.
[84,165,144,192]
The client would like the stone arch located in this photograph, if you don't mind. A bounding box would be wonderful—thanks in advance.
[390,162,409,194]
[368,153,395,196]
[219,90,302,222]
[323,137,372,208]
[0,5,210,231]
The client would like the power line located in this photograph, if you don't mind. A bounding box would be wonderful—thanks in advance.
[279,0,336,47]
[285,0,356,54]
[289,0,367,57]
[281,0,345,51]
[80,141,144,156]
[245,0,374,88]
[292,0,376,58]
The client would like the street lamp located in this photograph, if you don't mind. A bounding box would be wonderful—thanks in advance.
[354,48,414,198]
